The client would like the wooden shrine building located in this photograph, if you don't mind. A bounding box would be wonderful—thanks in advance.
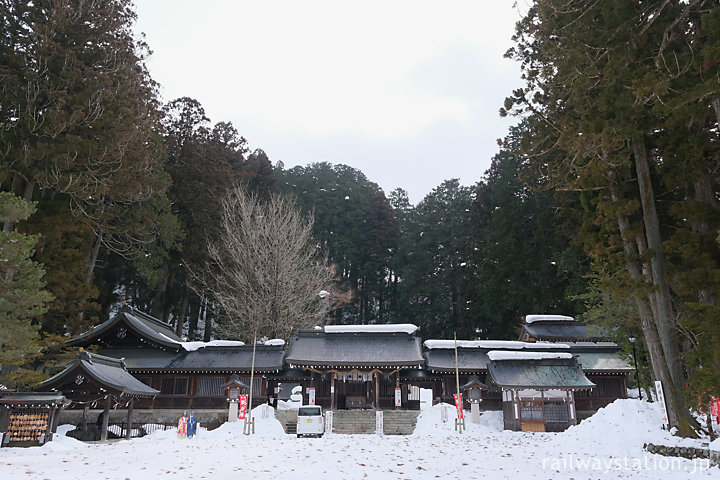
[486,351,595,432]
[38,351,159,440]
[517,314,631,416]
[49,308,632,433]
[422,340,576,410]
[283,325,425,410]
[64,305,285,410]
[0,391,69,447]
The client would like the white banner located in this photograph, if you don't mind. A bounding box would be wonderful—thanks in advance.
[395,388,402,407]
[375,411,384,435]
[325,410,333,434]
[655,380,669,429]
[308,387,316,405]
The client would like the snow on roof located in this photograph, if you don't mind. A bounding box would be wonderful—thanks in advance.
[181,340,246,351]
[563,341,618,348]
[323,324,419,334]
[264,339,285,346]
[424,340,570,350]
[487,351,574,361]
[525,314,575,324]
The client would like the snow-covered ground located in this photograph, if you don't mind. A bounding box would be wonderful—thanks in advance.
[1,399,719,479]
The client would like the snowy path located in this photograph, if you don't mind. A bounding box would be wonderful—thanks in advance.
[2,400,719,480]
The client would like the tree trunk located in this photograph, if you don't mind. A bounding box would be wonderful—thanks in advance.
[692,170,717,305]
[632,134,684,387]
[85,230,104,284]
[202,297,212,342]
[151,263,170,320]
[188,295,200,340]
[611,179,692,435]
[176,293,189,338]
[3,174,35,232]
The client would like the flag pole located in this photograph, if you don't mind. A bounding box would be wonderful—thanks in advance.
[455,332,463,434]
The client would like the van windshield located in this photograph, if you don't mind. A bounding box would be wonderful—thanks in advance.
[298,407,321,416]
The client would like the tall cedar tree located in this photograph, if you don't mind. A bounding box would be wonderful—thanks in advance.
[148,98,275,339]
[0,0,172,335]
[0,192,53,388]
[393,179,475,338]
[470,124,587,339]
[277,162,391,324]
[502,0,720,435]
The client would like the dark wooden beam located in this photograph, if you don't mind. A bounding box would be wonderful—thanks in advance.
[125,397,134,440]
[100,395,110,441]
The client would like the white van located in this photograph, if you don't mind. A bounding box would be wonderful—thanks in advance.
[296,405,324,438]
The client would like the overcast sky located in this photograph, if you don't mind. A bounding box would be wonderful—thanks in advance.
[133,1,523,204]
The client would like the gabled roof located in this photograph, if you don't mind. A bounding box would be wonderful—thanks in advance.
[0,391,70,408]
[97,345,286,374]
[487,355,595,390]
[460,376,487,390]
[519,321,591,341]
[424,348,490,373]
[574,352,633,373]
[39,351,159,399]
[423,340,566,374]
[66,306,182,351]
[166,345,285,373]
[284,326,424,369]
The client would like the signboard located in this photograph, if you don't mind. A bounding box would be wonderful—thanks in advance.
[441,404,448,423]
[655,381,669,429]
[395,388,402,407]
[375,410,384,435]
[308,387,316,405]
[238,394,248,420]
[325,410,333,434]
[453,393,464,419]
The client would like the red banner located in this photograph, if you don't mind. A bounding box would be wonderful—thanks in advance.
[238,394,248,420]
[453,393,464,419]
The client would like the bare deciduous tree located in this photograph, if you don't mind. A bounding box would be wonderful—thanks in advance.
[191,186,332,341]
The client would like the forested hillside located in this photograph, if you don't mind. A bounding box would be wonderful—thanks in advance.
[2,0,720,438]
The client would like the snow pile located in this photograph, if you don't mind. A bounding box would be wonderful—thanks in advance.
[413,403,504,437]
[324,324,419,334]
[2,399,718,480]
[487,351,574,361]
[209,404,285,437]
[565,400,667,449]
[181,340,245,351]
[424,339,569,350]
[525,314,575,323]
[276,399,302,410]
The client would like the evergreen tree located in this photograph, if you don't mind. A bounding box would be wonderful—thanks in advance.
[394,180,474,338]
[277,162,387,323]
[0,192,53,389]
[501,0,720,435]
[470,125,587,339]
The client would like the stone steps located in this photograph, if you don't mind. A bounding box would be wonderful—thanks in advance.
[277,409,419,435]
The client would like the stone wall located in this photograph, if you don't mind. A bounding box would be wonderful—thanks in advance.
[645,442,720,465]
[58,408,228,429]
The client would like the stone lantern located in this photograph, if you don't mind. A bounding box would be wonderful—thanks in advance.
[222,376,250,423]
[461,376,487,424]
